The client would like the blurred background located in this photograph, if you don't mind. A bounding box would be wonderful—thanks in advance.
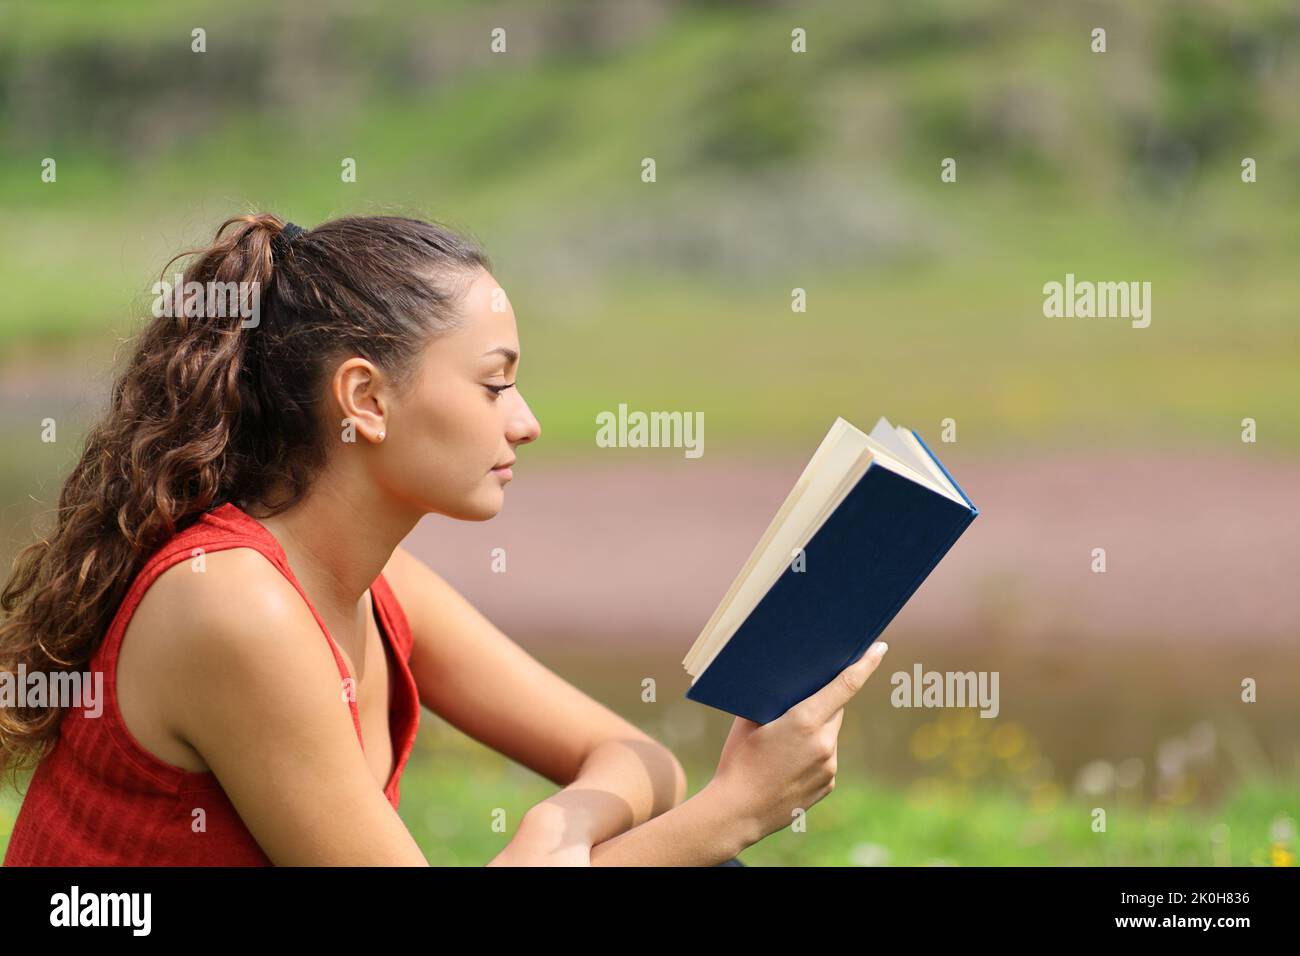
[1,0,1297,864]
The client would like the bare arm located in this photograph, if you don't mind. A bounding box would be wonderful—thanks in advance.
[161,549,429,865]
[586,781,754,866]
[518,736,688,846]
[488,779,752,867]
[383,546,888,865]
[384,546,687,858]
[591,640,894,865]
[484,735,692,865]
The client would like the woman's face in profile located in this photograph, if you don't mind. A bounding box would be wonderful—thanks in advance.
[378,268,541,521]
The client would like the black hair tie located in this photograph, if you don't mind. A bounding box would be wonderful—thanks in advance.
[271,221,306,256]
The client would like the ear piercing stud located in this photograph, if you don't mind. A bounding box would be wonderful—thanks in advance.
[376,431,386,442]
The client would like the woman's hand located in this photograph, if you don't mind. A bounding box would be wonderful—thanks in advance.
[708,640,890,847]
[486,803,593,866]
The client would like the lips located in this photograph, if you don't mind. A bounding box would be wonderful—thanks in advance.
[492,458,516,470]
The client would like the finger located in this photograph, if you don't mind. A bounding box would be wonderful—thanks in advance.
[801,640,889,725]
[823,706,845,736]
[726,716,759,743]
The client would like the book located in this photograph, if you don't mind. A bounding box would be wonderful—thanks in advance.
[682,416,979,724]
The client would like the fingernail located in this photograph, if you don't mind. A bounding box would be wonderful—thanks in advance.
[871,641,889,658]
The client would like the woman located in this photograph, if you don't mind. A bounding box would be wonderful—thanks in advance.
[0,212,888,866]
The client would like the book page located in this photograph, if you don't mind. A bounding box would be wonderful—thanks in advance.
[683,417,853,671]
[859,433,954,499]
[897,428,963,504]
[689,437,875,678]
[687,416,965,682]
[867,416,914,462]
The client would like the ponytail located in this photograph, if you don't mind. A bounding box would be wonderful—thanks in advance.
[1,211,490,783]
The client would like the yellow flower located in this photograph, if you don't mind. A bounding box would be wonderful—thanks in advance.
[1007,749,1037,775]
[989,722,1026,759]
[952,751,988,780]
[908,776,947,809]
[1028,781,1061,813]
[910,722,948,761]
[948,711,977,738]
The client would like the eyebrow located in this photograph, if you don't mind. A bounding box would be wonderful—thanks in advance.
[481,346,519,365]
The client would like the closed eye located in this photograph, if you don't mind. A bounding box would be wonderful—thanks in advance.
[485,382,517,396]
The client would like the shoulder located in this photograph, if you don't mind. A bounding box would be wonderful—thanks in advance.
[138,546,316,653]
[116,546,348,775]
[145,546,302,618]
[130,548,343,715]
[122,550,425,864]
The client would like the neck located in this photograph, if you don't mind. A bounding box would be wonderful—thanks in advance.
[241,479,418,632]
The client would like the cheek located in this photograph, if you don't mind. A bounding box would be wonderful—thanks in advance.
[380,385,505,520]
[395,384,497,483]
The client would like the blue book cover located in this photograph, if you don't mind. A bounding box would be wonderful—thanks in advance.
[684,419,978,724]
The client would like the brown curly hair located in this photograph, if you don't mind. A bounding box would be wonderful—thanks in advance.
[0,211,490,785]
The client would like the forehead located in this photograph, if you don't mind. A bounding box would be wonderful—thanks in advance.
[463,270,515,325]
[429,269,519,361]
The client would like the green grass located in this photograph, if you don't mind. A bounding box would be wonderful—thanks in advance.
[734,776,1298,867]
[389,719,1300,865]
[3,727,1295,866]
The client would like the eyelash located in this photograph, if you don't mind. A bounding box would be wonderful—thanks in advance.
[485,383,517,397]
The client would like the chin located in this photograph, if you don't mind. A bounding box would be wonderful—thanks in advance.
[443,490,505,522]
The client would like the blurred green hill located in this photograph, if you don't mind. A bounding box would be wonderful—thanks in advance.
[1,0,1297,452]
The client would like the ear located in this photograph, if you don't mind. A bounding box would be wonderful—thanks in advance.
[331,357,389,444]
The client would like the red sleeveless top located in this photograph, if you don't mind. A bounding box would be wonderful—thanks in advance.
[3,501,421,866]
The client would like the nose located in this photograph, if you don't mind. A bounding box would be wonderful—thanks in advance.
[507,390,541,447]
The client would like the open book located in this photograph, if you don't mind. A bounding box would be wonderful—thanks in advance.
[682,416,979,723]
